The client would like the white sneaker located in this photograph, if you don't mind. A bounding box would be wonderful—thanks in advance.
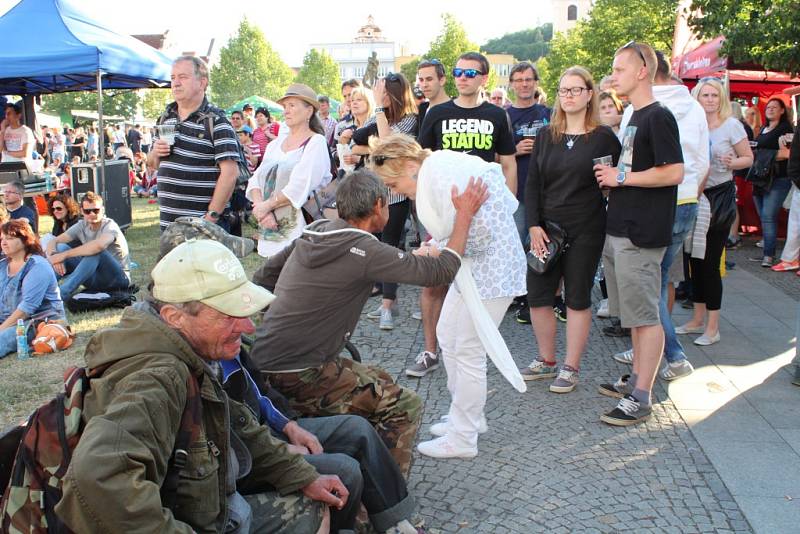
[367,305,398,320]
[429,416,488,437]
[411,310,422,320]
[596,298,610,318]
[613,348,634,365]
[379,308,395,330]
[417,436,477,459]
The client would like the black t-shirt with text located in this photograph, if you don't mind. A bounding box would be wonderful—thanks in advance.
[606,101,683,248]
[417,100,516,162]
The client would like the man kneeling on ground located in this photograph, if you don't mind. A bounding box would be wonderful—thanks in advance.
[249,169,488,476]
[45,191,131,300]
[56,239,347,533]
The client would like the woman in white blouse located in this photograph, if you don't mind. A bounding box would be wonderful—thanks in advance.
[247,84,332,257]
[369,133,526,460]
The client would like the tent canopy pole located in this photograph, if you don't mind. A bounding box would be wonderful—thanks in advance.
[97,70,105,184]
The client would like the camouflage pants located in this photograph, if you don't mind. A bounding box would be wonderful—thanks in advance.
[264,357,422,476]
[241,491,324,534]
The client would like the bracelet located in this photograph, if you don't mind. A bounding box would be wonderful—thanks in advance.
[374,107,385,114]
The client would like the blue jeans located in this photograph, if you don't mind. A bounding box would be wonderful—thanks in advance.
[0,326,17,357]
[57,243,130,300]
[661,203,698,363]
[753,177,792,257]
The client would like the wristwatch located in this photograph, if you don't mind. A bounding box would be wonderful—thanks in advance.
[374,107,386,114]
[616,170,627,186]
[207,210,221,221]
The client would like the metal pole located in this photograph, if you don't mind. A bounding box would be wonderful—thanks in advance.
[97,70,105,185]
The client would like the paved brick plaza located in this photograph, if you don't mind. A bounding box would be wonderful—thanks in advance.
[351,280,768,533]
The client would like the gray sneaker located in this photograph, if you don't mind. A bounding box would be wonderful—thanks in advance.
[520,359,558,381]
[406,351,439,377]
[379,307,395,330]
[368,305,398,320]
[598,374,633,399]
[659,359,694,381]
[412,310,422,320]
[550,367,579,393]
[613,348,634,365]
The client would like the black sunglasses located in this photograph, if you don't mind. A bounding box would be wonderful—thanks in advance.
[622,40,646,65]
[372,155,394,166]
[83,208,101,214]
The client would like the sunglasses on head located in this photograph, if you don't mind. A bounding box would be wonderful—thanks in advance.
[452,68,485,79]
[622,40,647,65]
[372,155,394,166]
[385,73,400,83]
[83,208,101,214]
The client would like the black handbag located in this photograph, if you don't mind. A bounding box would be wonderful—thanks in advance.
[526,220,569,275]
[745,148,777,189]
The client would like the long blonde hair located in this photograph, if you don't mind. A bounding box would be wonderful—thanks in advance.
[349,86,375,126]
[745,106,763,133]
[549,66,601,142]
[367,133,431,182]
[691,78,732,122]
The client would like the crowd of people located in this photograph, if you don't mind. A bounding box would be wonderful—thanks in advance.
[1,43,799,533]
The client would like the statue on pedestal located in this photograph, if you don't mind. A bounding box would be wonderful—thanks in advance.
[363,51,379,88]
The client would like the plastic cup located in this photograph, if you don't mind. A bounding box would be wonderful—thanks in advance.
[593,155,613,167]
[157,124,176,146]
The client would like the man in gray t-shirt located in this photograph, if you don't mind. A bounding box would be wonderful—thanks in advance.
[45,191,131,299]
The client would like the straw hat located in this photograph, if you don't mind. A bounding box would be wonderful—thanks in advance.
[277,83,320,111]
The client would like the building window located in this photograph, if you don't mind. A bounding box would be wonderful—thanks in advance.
[567,4,578,20]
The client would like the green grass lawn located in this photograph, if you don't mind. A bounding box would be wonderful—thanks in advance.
[0,199,263,426]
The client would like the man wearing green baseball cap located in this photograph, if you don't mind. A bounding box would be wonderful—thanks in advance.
[57,239,347,533]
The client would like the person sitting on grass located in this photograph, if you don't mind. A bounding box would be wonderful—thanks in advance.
[45,191,131,300]
[0,220,66,358]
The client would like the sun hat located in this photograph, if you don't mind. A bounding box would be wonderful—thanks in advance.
[152,239,274,317]
[277,83,320,111]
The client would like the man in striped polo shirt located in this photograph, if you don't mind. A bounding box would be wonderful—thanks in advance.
[148,56,240,231]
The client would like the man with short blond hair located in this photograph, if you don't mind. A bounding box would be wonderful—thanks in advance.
[595,41,684,426]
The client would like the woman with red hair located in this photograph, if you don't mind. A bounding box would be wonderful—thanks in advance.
[0,220,65,357]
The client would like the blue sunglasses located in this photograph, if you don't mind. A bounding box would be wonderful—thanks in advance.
[452,68,485,79]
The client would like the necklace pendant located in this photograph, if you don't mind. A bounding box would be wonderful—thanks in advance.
[566,138,574,149]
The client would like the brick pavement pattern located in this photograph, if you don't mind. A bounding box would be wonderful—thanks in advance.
[350,286,753,533]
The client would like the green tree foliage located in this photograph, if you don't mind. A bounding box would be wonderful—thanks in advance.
[210,18,294,108]
[295,49,342,99]
[688,0,800,75]
[140,89,172,120]
[423,14,496,97]
[41,90,140,121]
[400,58,420,87]
[482,24,553,62]
[539,0,676,99]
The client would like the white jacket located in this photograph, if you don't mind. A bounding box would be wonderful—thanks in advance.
[620,85,709,203]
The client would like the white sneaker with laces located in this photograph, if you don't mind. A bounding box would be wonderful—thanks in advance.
[417,436,477,459]
[379,307,394,330]
[411,310,422,320]
[367,305,398,320]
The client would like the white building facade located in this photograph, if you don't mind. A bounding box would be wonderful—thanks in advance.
[311,16,396,82]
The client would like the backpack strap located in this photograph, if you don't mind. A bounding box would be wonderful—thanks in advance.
[160,370,203,511]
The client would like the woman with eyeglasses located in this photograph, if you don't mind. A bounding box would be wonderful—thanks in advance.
[517,67,621,392]
[0,220,66,358]
[351,73,418,330]
[749,97,794,267]
[367,133,526,459]
[675,78,753,346]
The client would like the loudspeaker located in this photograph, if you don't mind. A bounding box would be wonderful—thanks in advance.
[72,160,132,230]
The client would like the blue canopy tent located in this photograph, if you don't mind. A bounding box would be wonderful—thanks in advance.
[0,0,174,180]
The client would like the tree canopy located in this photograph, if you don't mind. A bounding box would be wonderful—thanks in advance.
[209,18,294,108]
[482,24,553,63]
[537,0,676,100]
[41,90,140,121]
[140,89,172,120]
[294,49,342,99]
[688,0,800,75]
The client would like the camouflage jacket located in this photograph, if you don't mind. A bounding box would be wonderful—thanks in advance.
[55,304,318,533]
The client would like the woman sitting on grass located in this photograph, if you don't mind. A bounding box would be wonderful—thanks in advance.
[0,220,65,358]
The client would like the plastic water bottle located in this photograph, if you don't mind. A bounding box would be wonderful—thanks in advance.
[16,319,29,360]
